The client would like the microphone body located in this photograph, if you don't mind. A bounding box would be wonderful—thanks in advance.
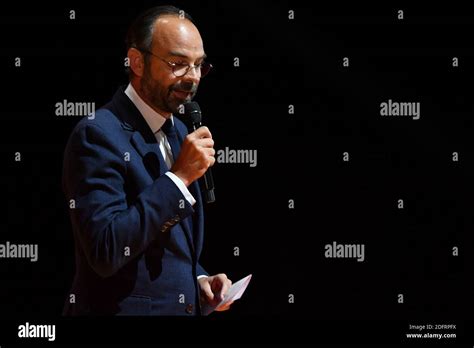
[181,102,216,203]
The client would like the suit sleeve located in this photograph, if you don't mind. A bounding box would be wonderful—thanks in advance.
[196,263,208,277]
[63,123,194,278]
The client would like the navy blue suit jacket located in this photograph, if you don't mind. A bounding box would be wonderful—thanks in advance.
[62,86,207,315]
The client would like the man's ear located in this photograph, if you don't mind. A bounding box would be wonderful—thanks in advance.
[128,48,145,77]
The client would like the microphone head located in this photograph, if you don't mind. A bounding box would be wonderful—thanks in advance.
[183,101,202,125]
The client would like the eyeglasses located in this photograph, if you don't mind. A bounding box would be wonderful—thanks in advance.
[139,49,213,78]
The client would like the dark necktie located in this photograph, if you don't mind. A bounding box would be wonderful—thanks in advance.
[161,118,181,162]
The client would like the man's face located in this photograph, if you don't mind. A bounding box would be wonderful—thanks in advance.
[140,16,206,115]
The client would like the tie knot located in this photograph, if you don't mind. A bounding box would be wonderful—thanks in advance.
[161,118,175,137]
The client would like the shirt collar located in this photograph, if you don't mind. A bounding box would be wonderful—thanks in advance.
[124,83,173,134]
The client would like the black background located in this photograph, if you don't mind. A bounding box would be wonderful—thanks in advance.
[1,0,473,344]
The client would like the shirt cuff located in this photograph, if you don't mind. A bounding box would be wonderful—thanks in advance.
[165,171,196,206]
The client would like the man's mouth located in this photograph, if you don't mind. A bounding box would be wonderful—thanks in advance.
[172,89,192,99]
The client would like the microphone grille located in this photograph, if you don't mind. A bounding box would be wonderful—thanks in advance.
[183,101,202,123]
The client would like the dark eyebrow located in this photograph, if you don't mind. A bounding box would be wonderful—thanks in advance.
[168,51,207,61]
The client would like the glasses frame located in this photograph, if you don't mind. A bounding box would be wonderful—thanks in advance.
[138,48,213,77]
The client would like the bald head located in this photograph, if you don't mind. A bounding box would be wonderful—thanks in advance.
[151,16,204,60]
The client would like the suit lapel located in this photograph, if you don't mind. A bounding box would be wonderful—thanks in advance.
[130,131,167,179]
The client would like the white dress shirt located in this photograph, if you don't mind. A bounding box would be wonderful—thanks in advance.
[125,83,196,206]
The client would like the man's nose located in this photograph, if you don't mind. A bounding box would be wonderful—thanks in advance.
[182,66,201,84]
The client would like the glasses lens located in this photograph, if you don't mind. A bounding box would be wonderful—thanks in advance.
[173,65,189,77]
[200,62,212,77]
[173,62,212,77]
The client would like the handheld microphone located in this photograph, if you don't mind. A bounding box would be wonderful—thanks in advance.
[181,101,215,203]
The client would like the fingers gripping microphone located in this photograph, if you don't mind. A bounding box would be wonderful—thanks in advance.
[181,102,215,203]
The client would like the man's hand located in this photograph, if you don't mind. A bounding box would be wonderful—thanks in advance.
[171,126,215,187]
[198,273,233,311]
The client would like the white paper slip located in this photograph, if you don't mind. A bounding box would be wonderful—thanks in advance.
[201,274,252,316]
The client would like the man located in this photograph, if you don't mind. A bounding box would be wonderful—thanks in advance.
[62,5,232,315]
